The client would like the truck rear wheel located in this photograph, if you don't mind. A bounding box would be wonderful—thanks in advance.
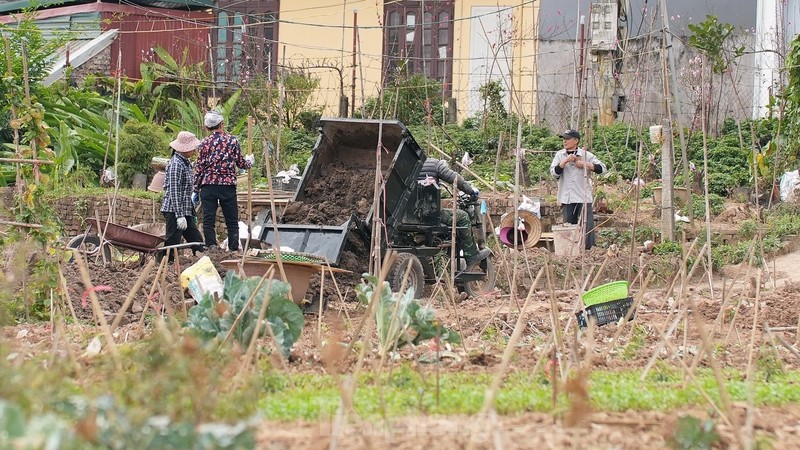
[387,253,425,298]
[462,256,497,297]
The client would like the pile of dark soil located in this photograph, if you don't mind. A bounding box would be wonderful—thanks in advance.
[62,258,187,326]
[281,161,373,227]
[277,161,378,304]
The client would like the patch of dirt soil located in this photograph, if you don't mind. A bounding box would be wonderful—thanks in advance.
[61,258,189,327]
[255,407,800,450]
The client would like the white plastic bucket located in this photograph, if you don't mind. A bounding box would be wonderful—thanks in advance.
[552,224,582,257]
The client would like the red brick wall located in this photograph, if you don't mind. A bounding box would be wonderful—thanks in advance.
[54,194,261,239]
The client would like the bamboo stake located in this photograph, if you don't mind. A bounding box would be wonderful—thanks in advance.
[244,117,254,259]
[480,267,545,415]
[219,266,275,349]
[796,307,800,347]
[110,258,156,332]
[493,132,504,189]
[259,128,289,284]
[588,253,610,290]
[688,297,748,449]
[138,254,169,328]
[710,240,757,338]
[765,324,800,362]
[275,45,286,166]
[0,220,42,229]
[317,267,326,346]
[544,261,565,378]
[57,267,82,329]
[321,257,352,325]
[20,42,39,184]
[0,158,55,165]
[660,338,731,428]
[369,101,385,277]
[4,37,21,189]
[743,268,763,448]
[699,56,715,298]
[72,250,121,369]
[440,260,469,355]
[240,277,275,374]
[640,309,685,380]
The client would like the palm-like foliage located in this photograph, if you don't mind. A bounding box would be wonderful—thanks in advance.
[165,91,244,137]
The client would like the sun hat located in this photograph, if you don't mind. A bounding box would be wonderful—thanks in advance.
[170,131,201,153]
[562,129,581,139]
[204,110,224,128]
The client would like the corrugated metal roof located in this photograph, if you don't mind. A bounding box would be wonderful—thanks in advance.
[35,11,101,40]
[0,0,212,15]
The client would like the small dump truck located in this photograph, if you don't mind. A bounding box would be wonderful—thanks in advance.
[258,118,496,298]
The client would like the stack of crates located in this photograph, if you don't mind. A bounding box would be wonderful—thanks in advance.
[576,281,634,328]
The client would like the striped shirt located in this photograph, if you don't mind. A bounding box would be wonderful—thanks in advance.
[160,152,195,217]
[193,131,251,191]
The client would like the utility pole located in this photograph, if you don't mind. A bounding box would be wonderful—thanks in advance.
[660,0,692,224]
[589,0,629,125]
[659,121,675,241]
[350,9,358,117]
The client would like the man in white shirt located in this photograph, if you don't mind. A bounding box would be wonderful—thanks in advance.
[550,129,607,249]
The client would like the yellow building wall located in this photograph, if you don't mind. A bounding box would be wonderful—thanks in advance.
[452,1,538,123]
[279,1,384,118]
[278,1,538,123]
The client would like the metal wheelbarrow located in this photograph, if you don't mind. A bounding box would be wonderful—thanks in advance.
[67,218,195,263]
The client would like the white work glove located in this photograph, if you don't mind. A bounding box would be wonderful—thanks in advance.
[176,216,187,230]
[244,154,255,165]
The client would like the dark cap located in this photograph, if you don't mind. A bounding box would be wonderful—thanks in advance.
[562,129,581,139]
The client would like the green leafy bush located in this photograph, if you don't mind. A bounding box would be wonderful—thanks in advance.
[0,398,255,449]
[591,122,648,180]
[186,272,304,357]
[356,274,460,356]
[690,193,725,218]
[666,414,721,449]
[117,120,169,187]
[654,241,682,255]
[362,73,443,125]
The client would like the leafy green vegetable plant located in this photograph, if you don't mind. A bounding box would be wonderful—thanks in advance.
[186,271,303,357]
[666,415,722,450]
[356,275,460,357]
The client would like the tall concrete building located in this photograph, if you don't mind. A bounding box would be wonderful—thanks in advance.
[536,0,799,129]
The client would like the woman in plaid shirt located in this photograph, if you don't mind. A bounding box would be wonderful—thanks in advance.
[160,131,204,262]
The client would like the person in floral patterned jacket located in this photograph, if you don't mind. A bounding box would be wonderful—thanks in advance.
[193,110,254,252]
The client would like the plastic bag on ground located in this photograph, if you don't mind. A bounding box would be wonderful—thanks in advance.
[180,256,224,302]
[781,170,799,202]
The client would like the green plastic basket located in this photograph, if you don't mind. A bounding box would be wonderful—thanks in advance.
[582,281,629,306]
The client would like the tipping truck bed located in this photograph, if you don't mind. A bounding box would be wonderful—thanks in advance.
[258,118,425,265]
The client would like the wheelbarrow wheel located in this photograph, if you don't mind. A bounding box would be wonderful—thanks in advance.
[67,234,111,262]
[387,253,424,299]
[462,255,497,298]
